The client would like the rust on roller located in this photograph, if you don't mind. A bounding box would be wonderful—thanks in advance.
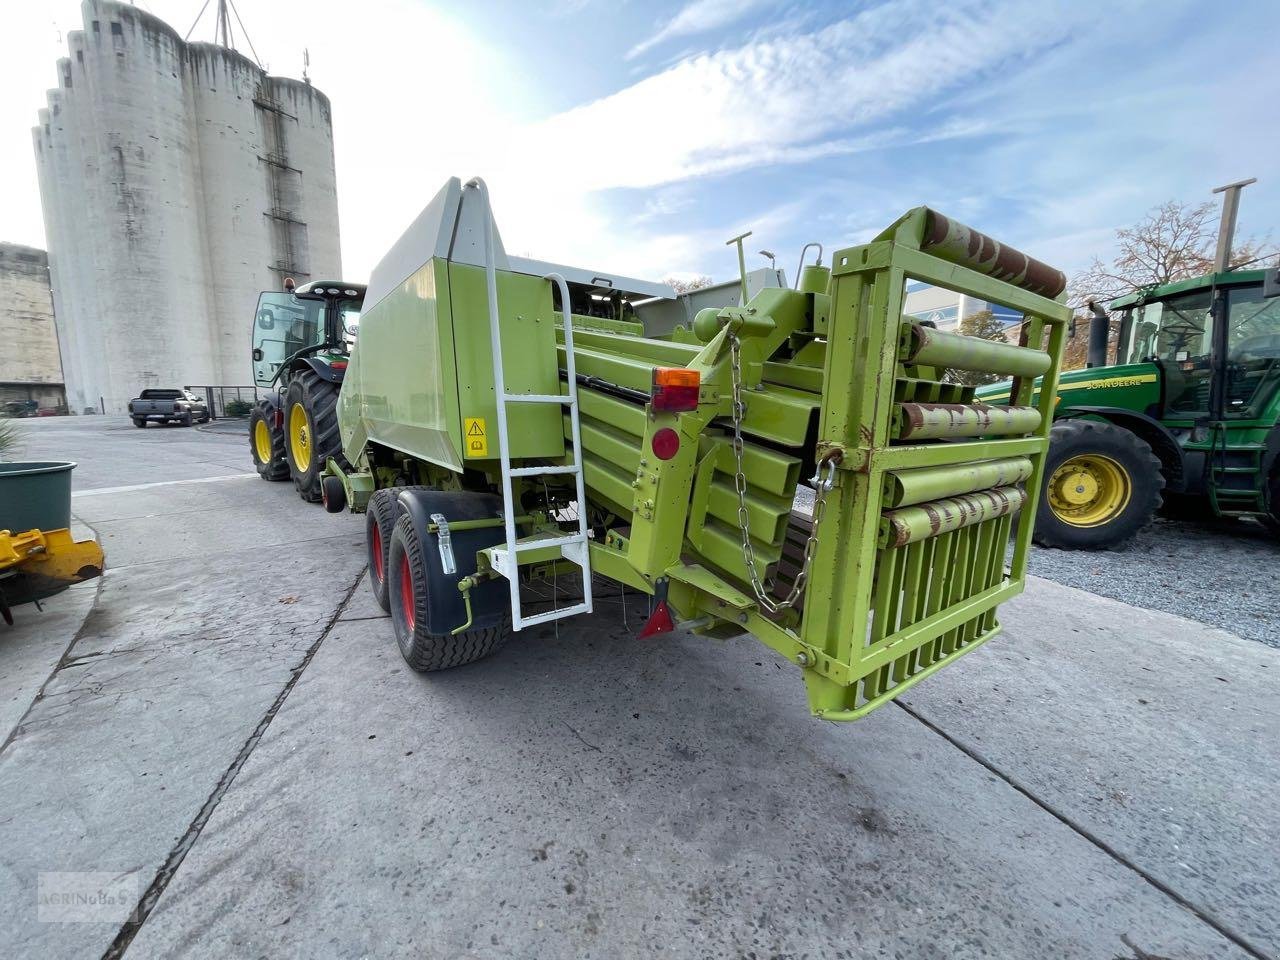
[922,209,1066,298]
[896,401,1042,440]
[881,485,1028,548]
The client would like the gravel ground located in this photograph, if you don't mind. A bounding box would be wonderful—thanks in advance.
[1024,515,1278,648]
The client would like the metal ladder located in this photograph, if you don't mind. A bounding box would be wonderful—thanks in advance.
[466,178,593,631]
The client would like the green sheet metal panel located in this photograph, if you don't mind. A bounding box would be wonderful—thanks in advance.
[339,259,565,471]
[340,259,461,470]
[447,263,565,463]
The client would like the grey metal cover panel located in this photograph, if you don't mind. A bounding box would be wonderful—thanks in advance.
[506,255,675,302]
[362,177,510,315]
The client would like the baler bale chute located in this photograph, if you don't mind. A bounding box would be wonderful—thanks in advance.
[324,178,1069,721]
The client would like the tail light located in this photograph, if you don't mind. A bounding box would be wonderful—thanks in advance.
[650,368,700,412]
[330,361,348,372]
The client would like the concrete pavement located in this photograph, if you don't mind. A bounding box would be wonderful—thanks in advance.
[1,416,1275,959]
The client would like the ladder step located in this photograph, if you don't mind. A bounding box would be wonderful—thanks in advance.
[514,532,587,553]
[519,602,590,628]
[508,464,579,477]
[504,393,574,405]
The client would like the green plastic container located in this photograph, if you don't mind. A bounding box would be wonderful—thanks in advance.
[0,461,76,533]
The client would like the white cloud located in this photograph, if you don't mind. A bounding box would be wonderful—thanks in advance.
[473,0,1099,274]
[627,0,773,60]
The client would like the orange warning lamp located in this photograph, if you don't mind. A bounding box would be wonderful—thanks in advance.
[650,368,700,412]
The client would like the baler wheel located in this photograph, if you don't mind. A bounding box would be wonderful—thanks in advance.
[365,489,401,611]
[1034,419,1162,550]
[387,513,510,671]
[284,370,346,502]
[249,398,289,481]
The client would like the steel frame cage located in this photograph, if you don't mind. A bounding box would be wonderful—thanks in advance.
[788,233,1069,719]
[588,227,1068,721]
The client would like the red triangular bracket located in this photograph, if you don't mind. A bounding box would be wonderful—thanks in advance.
[637,599,675,639]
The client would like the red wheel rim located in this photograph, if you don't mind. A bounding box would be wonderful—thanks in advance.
[399,553,415,633]
[372,524,384,582]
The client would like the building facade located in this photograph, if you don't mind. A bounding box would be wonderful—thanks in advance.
[32,0,341,414]
[0,243,66,413]
[902,280,1023,338]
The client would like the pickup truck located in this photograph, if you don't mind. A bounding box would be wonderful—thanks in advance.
[128,389,210,427]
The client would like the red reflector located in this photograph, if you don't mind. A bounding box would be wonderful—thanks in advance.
[651,367,700,412]
[651,427,680,460]
[638,599,675,638]
[330,361,348,371]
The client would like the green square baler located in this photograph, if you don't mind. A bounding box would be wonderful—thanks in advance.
[323,177,1069,721]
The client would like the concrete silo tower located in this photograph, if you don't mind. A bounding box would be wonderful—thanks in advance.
[32,0,342,414]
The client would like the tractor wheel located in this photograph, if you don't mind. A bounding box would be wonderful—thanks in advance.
[1261,469,1280,538]
[249,399,289,481]
[1035,419,1163,550]
[366,489,401,611]
[387,513,511,671]
[284,370,345,503]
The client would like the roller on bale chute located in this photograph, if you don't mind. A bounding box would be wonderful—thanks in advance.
[319,179,1069,721]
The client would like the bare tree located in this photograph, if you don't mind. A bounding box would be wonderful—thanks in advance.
[1068,199,1272,309]
[663,275,714,295]
[1063,199,1275,368]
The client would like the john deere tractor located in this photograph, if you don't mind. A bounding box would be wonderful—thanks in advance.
[249,280,365,501]
[977,182,1280,549]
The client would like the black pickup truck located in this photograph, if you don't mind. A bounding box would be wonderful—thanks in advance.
[128,389,210,427]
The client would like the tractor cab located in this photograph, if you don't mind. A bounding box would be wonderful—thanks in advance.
[251,280,366,387]
[1113,270,1280,423]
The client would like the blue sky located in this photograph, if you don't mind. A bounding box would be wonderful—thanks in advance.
[6,0,1278,286]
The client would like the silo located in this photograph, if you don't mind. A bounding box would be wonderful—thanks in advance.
[34,80,97,413]
[188,43,279,384]
[268,77,343,287]
[32,0,342,413]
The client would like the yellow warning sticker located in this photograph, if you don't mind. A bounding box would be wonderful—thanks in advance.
[463,417,488,458]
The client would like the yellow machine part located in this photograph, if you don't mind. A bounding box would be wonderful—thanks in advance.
[0,528,103,623]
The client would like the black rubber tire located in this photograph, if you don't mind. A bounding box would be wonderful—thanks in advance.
[178,412,193,427]
[387,513,510,671]
[132,418,145,428]
[366,489,401,612]
[1034,419,1163,550]
[1261,469,1280,538]
[321,475,346,513]
[249,398,289,481]
[284,369,346,503]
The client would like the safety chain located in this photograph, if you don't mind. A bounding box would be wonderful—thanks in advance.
[728,332,838,613]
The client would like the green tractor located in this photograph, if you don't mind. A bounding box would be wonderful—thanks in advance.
[249,279,366,501]
[978,183,1280,548]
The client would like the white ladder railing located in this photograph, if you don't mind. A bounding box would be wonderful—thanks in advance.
[465,177,593,631]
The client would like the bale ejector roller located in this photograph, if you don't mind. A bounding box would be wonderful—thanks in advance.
[323,178,1069,721]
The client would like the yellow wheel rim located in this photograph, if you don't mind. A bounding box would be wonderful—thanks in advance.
[253,419,273,464]
[289,402,312,472]
[1047,454,1131,527]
